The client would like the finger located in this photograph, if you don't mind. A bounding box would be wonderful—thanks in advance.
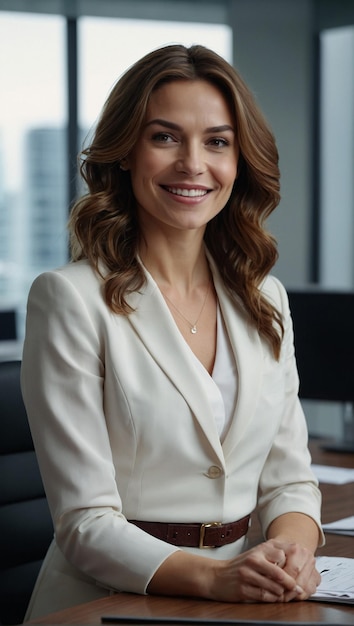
[282,567,317,601]
[282,589,303,603]
[273,555,286,568]
[284,553,319,597]
[246,544,287,580]
[295,564,320,598]
[263,543,287,569]
[260,559,300,593]
[258,586,291,603]
[240,584,286,603]
[281,550,306,580]
[239,563,296,598]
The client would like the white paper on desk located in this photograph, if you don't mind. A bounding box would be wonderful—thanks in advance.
[322,515,354,536]
[311,463,354,484]
[310,556,354,604]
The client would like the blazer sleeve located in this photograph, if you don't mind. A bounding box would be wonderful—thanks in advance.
[21,270,179,595]
[256,276,324,544]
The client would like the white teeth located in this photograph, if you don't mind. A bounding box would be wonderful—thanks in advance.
[166,187,208,197]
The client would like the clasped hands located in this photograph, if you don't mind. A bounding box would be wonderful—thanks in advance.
[212,538,321,603]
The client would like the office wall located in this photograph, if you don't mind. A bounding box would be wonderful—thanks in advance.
[228,0,314,288]
[226,0,354,290]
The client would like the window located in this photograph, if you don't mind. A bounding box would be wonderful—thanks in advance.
[0,12,66,340]
[319,26,354,288]
[79,17,232,133]
[0,8,231,346]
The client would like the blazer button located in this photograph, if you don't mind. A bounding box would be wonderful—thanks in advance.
[205,465,223,479]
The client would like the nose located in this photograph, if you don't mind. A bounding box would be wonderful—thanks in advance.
[175,142,205,176]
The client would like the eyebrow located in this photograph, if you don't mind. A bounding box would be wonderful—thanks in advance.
[145,118,235,134]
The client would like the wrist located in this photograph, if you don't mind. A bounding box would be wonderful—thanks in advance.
[147,550,217,600]
[267,513,320,553]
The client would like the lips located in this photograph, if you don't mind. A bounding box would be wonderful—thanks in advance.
[162,186,210,197]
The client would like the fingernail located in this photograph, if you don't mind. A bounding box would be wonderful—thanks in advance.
[295,585,304,594]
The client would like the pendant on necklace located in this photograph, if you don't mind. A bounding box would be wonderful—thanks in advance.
[191,325,197,334]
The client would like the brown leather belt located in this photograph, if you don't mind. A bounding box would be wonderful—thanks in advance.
[129,514,251,549]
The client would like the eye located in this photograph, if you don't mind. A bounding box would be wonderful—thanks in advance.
[208,137,230,148]
[152,132,175,143]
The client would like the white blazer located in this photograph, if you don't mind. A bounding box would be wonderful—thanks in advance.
[21,256,322,618]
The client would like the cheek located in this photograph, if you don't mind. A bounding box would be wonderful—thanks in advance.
[132,154,165,187]
[128,156,151,190]
[214,152,237,180]
[220,161,238,188]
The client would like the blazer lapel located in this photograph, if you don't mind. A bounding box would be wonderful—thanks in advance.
[127,258,265,464]
[126,270,225,465]
[208,259,264,459]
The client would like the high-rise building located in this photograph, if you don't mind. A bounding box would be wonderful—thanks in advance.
[25,127,68,273]
[0,134,23,306]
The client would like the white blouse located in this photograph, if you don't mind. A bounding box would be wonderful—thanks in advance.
[192,305,238,441]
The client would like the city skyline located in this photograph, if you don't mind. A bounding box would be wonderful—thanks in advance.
[0,10,231,335]
[0,12,232,191]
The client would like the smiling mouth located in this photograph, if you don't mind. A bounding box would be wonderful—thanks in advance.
[162,186,210,198]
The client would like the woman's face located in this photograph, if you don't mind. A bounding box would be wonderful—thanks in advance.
[125,79,238,235]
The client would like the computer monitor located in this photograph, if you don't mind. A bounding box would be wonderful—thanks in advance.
[287,289,354,452]
[0,309,17,341]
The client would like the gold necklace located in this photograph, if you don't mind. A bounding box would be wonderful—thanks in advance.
[162,281,211,334]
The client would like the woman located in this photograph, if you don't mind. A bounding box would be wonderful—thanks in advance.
[21,44,323,619]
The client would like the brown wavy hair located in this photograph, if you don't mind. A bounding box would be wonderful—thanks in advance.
[69,44,283,359]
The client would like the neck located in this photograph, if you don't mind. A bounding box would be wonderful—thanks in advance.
[139,236,209,294]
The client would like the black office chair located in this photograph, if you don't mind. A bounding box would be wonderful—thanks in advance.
[0,360,54,625]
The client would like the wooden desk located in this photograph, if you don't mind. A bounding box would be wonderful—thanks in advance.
[28,591,354,625]
[309,438,354,561]
[248,439,354,559]
[29,441,354,625]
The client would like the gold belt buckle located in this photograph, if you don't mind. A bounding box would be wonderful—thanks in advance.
[199,521,222,549]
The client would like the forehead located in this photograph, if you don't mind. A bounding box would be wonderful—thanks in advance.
[146,79,233,123]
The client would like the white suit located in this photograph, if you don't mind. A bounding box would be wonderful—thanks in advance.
[21,255,322,618]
